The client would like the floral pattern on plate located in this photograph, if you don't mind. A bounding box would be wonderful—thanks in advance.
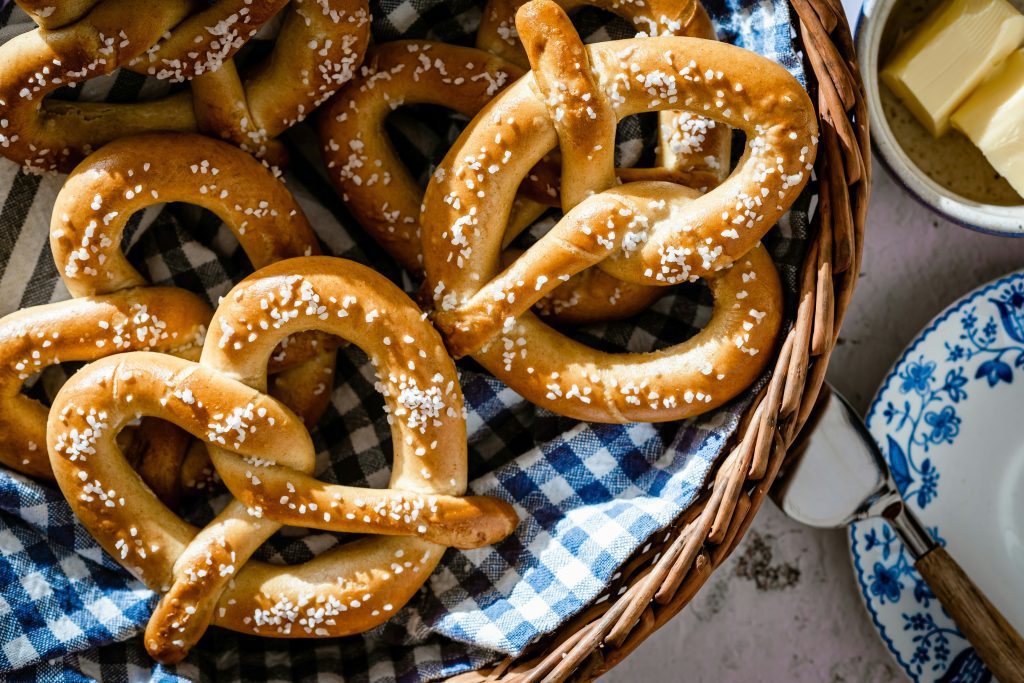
[850,271,1024,683]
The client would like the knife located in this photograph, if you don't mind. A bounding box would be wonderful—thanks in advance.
[772,383,1024,683]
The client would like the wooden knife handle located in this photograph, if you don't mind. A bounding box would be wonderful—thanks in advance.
[915,546,1024,683]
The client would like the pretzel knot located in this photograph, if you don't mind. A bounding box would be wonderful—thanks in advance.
[477,0,731,188]
[421,0,818,423]
[12,132,336,502]
[47,256,519,663]
[0,0,370,172]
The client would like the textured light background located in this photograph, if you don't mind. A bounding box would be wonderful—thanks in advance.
[606,95,1024,683]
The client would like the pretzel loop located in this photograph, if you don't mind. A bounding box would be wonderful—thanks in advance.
[51,133,319,298]
[421,0,817,423]
[475,0,736,322]
[0,288,209,480]
[477,0,730,186]
[47,257,518,663]
[320,42,524,274]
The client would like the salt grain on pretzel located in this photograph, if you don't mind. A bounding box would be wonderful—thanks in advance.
[47,256,518,663]
[0,0,370,172]
[421,0,816,422]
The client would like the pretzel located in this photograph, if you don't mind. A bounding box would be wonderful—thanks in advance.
[43,131,337,500]
[321,41,664,324]
[0,288,209,481]
[421,0,816,423]
[47,256,519,663]
[0,0,370,172]
[476,0,731,187]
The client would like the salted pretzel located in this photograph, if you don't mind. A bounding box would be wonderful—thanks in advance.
[421,0,817,423]
[479,0,736,324]
[47,256,519,663]
[476,0,731,188]
[486,0,735,323]
[0,0,370,172]
[42,131,337,500]
[322,41,671,324]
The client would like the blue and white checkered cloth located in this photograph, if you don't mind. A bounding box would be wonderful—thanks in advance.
[0,0,808,679]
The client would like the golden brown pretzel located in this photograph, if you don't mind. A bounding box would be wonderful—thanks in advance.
[320,41,665,325]
[421,0,817,423]
[0,288,208,481]
[479,0,733,324]
[47,256,519,663]
[51,132,319,297]
[45,131,337,499]
[0,0,370,172]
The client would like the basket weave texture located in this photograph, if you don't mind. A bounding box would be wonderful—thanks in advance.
[450,0,871,678]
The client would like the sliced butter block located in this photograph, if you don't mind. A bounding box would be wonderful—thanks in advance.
[952,49,1024,199]
[881,0,1024,137]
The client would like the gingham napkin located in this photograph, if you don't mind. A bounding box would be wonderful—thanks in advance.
[0,0,809,680]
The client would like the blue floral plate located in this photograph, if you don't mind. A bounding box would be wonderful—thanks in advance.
[850,270,1024,683]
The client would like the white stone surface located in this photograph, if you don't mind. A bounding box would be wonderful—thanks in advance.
[604,162,1024,681]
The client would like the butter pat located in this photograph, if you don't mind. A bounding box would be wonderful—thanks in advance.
[952,49,1024,199]
[881,0,1024,136]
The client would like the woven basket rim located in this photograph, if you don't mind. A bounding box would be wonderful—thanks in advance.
[449,0,871,679]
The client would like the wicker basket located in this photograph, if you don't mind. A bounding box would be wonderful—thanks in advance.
[450,0,871,679]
